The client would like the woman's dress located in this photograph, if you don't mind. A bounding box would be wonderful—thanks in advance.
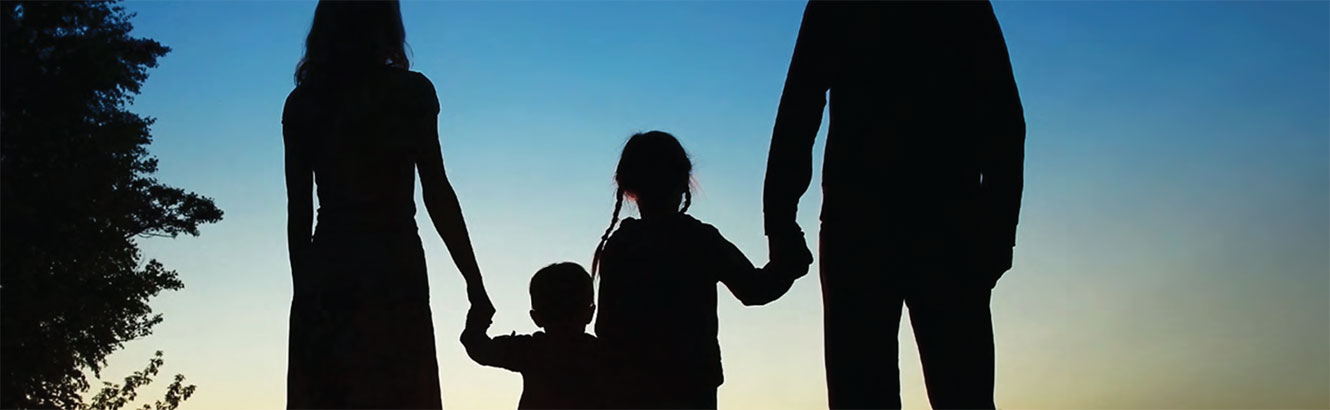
[283,67,443,409]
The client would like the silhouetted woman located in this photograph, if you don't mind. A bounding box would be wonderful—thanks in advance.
[592,131,810,409]
[282,2,491,408]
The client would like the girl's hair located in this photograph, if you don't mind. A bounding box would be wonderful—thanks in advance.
[295,0,410,86]
[591,131,693,276]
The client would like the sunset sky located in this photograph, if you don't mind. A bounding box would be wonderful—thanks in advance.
[95,1,1328,408]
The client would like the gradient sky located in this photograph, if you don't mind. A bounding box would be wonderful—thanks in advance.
[91,1,1328,408]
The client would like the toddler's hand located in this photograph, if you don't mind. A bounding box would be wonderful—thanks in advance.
[465,299,495,332]
[464,281,495,329]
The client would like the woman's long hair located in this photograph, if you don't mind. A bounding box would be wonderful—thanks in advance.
[295,0,410,86]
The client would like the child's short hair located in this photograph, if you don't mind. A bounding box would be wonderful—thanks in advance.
[529,262,594,318]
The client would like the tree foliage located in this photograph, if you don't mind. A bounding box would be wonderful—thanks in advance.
[0,1,222,407]
[81,352,196,410]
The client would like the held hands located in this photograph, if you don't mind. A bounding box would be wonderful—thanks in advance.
[464,280,495,331]
[768,231,814,280]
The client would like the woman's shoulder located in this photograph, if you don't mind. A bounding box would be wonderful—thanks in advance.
[379,67,434,88]
[282,86,313,124]
[390,68,440,114]
[337,67,439,114]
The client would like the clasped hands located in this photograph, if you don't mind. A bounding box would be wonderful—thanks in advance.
[767,230,814,280]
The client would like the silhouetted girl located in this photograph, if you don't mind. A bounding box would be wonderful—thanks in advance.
[282,1,491,408]
[592,131,810,409]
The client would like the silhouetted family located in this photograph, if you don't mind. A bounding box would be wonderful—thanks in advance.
[282,1,1023,409]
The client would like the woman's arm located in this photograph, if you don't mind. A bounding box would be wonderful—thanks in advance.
[283,107,313,281]
[415,106,493,311]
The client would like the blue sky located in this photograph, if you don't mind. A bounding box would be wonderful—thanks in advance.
[95,1,1329,408]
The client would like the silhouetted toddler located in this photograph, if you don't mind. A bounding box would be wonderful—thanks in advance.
[461,262,604,409]
[592,131,811,409]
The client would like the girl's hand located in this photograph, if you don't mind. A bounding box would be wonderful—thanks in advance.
[765,259,811,281]
[769,232,814,267]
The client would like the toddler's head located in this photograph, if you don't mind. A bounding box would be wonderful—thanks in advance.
[529,262,595,333]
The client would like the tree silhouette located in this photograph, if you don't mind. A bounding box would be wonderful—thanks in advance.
[0,1,222,407]
[81,352,196,410]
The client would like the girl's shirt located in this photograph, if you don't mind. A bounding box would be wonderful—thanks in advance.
[594,213,801,389]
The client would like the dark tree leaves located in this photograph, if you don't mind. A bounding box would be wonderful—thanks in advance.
[1,1,222,408]
[82,351,197,410]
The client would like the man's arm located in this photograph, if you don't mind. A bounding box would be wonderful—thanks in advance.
[975,4,1026,279]
[764,1,834,262]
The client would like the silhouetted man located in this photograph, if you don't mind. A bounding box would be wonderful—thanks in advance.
[763,1,1024,409]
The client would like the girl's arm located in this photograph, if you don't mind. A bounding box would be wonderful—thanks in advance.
[414,79,493,312]
[710,226,810,306]
[282,102,313,282]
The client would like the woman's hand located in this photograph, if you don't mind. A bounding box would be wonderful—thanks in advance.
[464,284,496,332]
[466,281,495,318]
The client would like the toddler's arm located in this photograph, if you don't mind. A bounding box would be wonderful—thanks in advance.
[460,305,529,372]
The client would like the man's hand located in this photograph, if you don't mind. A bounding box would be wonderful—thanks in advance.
[973,245,1013,289]
[769,231,814,271]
